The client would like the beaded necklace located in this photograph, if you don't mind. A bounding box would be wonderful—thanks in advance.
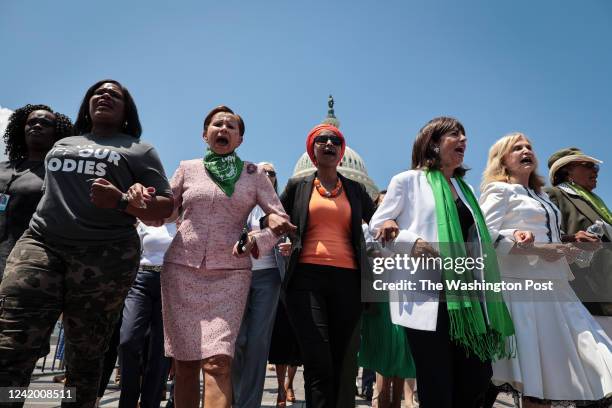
[314,177,342,198]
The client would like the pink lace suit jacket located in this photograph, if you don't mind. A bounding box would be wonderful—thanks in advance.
[164,159,288,270]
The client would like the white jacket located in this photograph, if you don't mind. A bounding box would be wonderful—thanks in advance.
[479,182,573,281]
[369,169,485,331]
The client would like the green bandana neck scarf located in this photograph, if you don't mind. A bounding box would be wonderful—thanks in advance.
[203,148,244,197]
[426,169,515,361]
[565,182,612,225]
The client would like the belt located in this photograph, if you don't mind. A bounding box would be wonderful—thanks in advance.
[141,265,163,273]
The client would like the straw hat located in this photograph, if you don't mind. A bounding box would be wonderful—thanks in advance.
[547,147,602,185]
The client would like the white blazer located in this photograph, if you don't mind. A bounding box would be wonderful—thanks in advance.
[369,169,484,331]
[479,182,573,281]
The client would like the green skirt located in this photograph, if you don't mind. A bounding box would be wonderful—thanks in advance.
[358,302,416,378]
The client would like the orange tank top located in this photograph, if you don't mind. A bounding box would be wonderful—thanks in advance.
[298,184,358,269]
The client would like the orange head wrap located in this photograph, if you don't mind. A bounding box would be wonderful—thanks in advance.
[306,124,346,166]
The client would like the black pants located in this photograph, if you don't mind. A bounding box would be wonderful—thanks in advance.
[404,303,492,408]
[285,263,362,408]
[119,270,170,408]
[98,316,122,398]
[361,368,375,397]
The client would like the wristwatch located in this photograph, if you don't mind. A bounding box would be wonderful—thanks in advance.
[116,193,129,210]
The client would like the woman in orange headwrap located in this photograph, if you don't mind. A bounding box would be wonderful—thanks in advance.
[266,124,375,406]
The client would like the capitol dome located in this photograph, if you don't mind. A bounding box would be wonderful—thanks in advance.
[291,95,379,199]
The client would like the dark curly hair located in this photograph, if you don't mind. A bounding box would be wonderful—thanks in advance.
[3,104,74,162]
[74,79,142,138]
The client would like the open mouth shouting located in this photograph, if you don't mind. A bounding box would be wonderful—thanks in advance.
[520,156,534,165]
[215,135,229,147]
[454,145,466,156]
[322,146,337,156]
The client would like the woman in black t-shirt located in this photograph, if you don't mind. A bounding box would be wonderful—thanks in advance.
[0,79,174,407]
[0,104,73,279]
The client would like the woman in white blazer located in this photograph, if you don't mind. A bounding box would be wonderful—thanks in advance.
[479,132,612,408]
[370,117,515,408]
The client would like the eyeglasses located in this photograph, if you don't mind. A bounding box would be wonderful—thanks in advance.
[314,135,343,146]
[573,162,600,171]
[264,170,277,177]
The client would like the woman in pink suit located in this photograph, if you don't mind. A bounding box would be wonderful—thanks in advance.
[156,106,293,408]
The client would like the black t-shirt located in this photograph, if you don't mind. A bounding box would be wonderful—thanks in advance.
[0,160,46,273]
[30,133,172,245]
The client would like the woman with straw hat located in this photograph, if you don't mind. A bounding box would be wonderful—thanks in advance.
[547,147,612,337]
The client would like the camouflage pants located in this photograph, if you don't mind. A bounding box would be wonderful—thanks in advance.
[0,229,140,408]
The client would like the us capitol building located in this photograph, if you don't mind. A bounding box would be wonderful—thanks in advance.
[291,96,379,199]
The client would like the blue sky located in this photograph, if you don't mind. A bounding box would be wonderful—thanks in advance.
[2,0,611,203]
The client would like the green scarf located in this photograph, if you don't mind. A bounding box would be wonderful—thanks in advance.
[426,170,515,361]
[566,182,612,225]
[203,148,244,197]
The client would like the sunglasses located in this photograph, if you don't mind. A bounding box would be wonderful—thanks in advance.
[264,170,277,177]
[314,135,343,146]
[573,162,600,171]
